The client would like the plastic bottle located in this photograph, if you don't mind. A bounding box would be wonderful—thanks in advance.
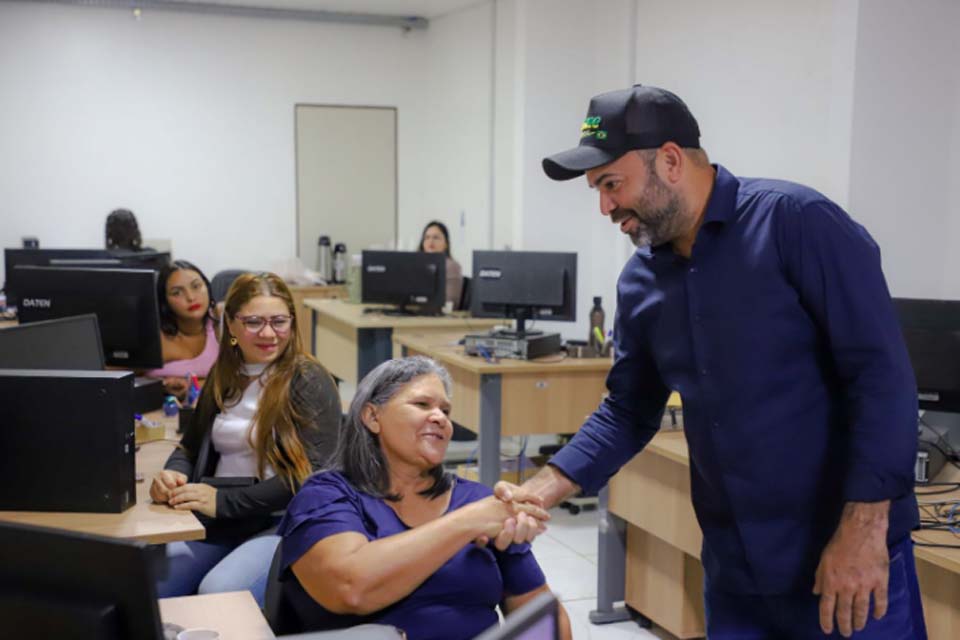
[333,243,347,284]
[588,296,605,353]
[161,395,179,432]
[316,235,333,283]
[347,254,362,303]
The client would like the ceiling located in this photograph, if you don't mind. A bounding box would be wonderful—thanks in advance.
[174,0,486,20]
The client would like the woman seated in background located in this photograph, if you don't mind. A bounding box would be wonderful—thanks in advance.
[149,272,341,607]
[105,208,143,250]
[145,260,219,398]
[418,220,463,308]
[276,356,571,640]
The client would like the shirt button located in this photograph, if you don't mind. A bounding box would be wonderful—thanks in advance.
[689,267,697,273]
[694,314,702,322]
[701,368,709,376]
[712,420,720,428]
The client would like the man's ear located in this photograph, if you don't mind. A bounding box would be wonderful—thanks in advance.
[361,404,381,435]
[658,142,684,184]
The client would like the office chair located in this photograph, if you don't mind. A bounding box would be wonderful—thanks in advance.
[265,543,404,639]
[210,269,248,302]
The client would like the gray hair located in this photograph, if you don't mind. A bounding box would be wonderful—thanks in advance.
[335,356,453,500]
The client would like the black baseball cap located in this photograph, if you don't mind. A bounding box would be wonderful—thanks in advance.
[542,84,701,181]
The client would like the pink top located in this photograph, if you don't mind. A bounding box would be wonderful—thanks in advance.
[145,321,219,378]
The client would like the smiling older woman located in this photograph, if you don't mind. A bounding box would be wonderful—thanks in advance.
[276,356,571,640]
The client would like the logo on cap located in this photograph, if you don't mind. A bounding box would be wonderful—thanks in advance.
[580,116,607,140]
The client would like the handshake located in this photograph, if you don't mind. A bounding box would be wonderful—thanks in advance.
[468,464,580,550]
[469,479,556,551]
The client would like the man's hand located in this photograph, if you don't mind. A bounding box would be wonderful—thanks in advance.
[813,501,890,637]
[475,466,580,550]
[163,376,189,398]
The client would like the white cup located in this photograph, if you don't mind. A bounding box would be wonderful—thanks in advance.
[177,630,220,640]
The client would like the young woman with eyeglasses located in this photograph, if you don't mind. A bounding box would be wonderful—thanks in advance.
[149,272,341,606]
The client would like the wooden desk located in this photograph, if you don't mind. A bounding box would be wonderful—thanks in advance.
[396,331,611,486]
[306,299,501,386]
[0,413,204,544]
[288,284,346,354]
[599,432,960,639]
[160,591,275,639]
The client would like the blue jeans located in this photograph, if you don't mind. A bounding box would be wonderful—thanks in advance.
[704,537,927,639]
[156,531,280,607]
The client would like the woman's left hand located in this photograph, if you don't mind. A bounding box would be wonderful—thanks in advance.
[163,376,189,398]
[168,483,218,518]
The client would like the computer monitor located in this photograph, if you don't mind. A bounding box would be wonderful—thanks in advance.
[3,247,170,307]
[0,521,164,639]
[14,266,163,369]
[361,250,446,315]
[892,298,960,414]
[0,313,105,370]
[471,250,577,336]
[474,592,559,640]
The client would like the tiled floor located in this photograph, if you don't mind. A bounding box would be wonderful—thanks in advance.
[534,507,678,640]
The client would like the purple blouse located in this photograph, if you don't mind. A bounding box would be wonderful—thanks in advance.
[277,471,546,640]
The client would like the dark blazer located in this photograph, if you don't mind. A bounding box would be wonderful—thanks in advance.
[164,357,340,540]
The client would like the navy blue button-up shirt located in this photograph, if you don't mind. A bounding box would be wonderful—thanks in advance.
[551,165,919,595]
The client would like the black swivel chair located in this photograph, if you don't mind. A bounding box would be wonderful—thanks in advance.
[210,269,248,302]
[264,543,405,639]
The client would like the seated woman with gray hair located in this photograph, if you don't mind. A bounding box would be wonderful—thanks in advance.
[276,356,571,640]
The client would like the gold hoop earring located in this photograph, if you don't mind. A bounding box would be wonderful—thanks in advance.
[229,336,238,346]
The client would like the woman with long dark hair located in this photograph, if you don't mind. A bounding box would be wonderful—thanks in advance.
[145,260,218,397]
[149,272,340,606]
[418,220,464,307]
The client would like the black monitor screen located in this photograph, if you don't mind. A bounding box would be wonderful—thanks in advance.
[471,251,577,326]
[0,314,104,370]
[0,522,164,640]
[14,266,163,369]
[893,297,960,413]
[3,248,170,307]
[361,250,446,314]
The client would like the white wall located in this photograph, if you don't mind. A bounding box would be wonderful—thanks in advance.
[4,0,959,313]
[633,0,858,207]
[397,1,495,273]
[0,2,485,284]
[847,0,960,299]
[512,0,637,340]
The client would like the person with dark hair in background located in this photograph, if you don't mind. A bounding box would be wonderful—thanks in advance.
[105,208,143,250]
[418,220,463,308]
[275,356,571,640]
[144,260,220,398]
[149,272,341,607]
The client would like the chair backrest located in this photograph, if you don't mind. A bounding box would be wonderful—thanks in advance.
[210,269,248,302]
[278,626,406,639]
[264,541,300,635]
[457,275,472,311]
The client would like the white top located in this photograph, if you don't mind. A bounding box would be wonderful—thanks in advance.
[212,363,275,480]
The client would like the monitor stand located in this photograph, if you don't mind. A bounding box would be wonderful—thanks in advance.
[491,315,541,339]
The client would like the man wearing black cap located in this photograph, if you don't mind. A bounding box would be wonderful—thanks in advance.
[498,85,925,638]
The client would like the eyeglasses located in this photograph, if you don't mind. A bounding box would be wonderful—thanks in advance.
[233,314,293,335]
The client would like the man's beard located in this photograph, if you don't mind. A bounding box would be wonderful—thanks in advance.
[612,175,685,248]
